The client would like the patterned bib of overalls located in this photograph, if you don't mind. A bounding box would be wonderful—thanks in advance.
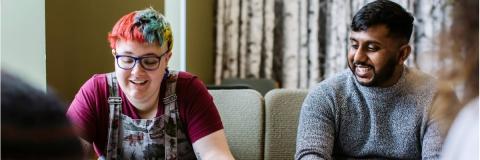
[104,71,197,160]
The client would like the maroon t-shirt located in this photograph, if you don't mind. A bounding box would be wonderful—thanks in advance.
[66,72,223,156]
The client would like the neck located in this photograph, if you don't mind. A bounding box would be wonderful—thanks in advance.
[379,65,404,88]
[130,96,159,119]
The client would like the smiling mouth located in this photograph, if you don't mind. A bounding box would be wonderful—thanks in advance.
[355,65,373,78]
[129,80,148,85]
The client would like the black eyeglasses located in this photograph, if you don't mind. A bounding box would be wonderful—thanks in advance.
[115,52,167,71]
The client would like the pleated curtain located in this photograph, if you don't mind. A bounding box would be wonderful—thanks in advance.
[215,0,450,88]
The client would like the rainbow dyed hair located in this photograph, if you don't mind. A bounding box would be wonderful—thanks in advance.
[108,7,173,53]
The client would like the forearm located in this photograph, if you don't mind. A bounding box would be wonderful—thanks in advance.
[296,154,326,160]
[80,138,97,159]
[422,120,443,160]
[196,150,234,160]
[295,116,334,160]
[193,130,234,160]
[295,91,335,160]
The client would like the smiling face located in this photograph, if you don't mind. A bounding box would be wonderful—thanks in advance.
[348,24,410,87]
[113,40,171,103]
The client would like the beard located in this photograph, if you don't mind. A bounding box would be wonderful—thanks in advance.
[349,56,397,87]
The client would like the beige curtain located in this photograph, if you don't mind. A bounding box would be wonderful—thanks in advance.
[215,0,450,88]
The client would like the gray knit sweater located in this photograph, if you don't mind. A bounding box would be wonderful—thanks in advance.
[295,66,442,160]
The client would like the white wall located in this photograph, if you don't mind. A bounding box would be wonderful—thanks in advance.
[165,0,186,71]
[1,0,46,91]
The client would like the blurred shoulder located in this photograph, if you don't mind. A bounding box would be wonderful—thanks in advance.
[405,67,437,91]
[406,67,436,82]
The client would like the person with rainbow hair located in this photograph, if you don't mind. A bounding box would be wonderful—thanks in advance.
[67,7,234,160]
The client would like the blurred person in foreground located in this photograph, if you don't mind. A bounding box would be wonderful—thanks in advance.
[1,71,83,159]
[431,0,479,159]
[66,7,233,159]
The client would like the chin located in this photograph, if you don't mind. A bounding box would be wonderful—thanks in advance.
[356,79,372,86]
[355,76,376,87]
[357,81,375,87]
[127,91,146,101]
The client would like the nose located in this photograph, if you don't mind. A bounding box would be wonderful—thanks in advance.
[131,60,146,75]
[353,47,368,64]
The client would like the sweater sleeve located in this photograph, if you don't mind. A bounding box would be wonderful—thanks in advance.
[295,85,336,160]
[421,115,443,160]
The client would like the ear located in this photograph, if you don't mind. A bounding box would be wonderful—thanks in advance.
[164,51,173,64]
[111,49,116,57]
[397,44,411,65]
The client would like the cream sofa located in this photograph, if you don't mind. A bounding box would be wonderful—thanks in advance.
[209,89,308,160]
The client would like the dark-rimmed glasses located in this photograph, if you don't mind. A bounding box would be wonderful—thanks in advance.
[115,52,167,71]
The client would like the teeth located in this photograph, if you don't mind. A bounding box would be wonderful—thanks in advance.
[356,65,370,69]
[130,80,146,84]
[355,65,372,75]
[358,67,370,72]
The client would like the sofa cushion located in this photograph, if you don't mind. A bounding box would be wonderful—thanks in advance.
[209,89,265,160]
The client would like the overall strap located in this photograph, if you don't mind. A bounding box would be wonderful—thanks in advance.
[106,72,122,160]
[163,70,179,159]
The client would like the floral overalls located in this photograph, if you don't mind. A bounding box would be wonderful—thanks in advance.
[104,71,197,160]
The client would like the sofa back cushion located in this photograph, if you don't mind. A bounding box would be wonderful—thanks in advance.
[264,89,308,160]
[209,89,265,160]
